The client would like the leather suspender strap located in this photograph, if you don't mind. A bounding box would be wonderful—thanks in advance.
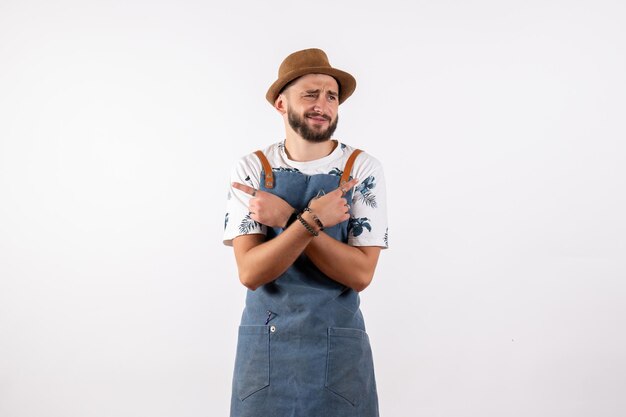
[255,148,361,189]
[254,150,274,189]
[340,149,363,185]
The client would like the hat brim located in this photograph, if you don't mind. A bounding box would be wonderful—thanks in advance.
[266,67,356,106]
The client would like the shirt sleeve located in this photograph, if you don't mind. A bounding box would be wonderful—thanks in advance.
[223,154,267,246]
[347,153,389,248]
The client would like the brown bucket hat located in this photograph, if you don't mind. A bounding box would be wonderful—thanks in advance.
[266,48,356,106]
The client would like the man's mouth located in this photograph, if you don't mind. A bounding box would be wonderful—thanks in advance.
[306,113,331,123]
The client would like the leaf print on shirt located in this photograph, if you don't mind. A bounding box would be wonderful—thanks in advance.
[328,167,343,177]
[348,217,372,237]
[224,213,229,230]
[244,175,254,187]
[355,176,378,208]
[272,167,301,173]
[239,214,261,234]
[384,227,388,247]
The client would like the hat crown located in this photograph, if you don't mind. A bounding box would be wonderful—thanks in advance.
[278,48,331,77]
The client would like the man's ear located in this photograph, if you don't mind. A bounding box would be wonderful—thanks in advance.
[274,94,287,115]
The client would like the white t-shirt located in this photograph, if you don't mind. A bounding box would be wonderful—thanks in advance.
[223,140,388,249]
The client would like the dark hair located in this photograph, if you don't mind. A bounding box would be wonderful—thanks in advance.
[278,78,298,97]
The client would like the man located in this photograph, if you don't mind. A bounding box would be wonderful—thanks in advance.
[223,48,388,417]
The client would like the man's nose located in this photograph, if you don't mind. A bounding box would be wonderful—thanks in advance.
[312,96,329,114]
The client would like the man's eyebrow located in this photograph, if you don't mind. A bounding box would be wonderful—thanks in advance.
[302,89,338,96]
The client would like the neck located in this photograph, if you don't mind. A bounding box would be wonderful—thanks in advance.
[283,132,337,162]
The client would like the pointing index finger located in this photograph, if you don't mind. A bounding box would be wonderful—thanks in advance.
[232,182,257,196]
[338,178,359,194]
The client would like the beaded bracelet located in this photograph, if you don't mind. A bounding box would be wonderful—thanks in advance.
[297,213,319,237]
[303,207,325,231]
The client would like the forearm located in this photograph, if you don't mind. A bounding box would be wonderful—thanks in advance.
[232,177,369,290]
[304,234,381,292]
[234,218,315,290]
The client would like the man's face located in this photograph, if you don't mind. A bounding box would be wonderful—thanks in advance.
[281,74,340,143]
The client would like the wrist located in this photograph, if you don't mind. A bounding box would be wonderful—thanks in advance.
[283,209,299,229]
[302,207,325,231]
[297,212,319,236]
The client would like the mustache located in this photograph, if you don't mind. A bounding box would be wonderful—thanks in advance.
[305,112,331,121]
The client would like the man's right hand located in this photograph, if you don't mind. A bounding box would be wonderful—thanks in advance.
[232,182,295,229]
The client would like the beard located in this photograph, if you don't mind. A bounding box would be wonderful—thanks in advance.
[287,108,339,143]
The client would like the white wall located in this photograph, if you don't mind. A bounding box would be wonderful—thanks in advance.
[1,1,625,416]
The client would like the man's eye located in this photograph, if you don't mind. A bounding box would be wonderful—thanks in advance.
[328,95,337,101]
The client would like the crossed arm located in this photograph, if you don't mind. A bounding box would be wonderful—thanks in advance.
[231,179,381,292]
